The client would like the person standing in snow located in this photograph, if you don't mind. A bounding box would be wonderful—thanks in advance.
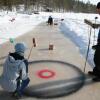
[88,2,100,81]
[48,16,53,25]
[0,42,30,98]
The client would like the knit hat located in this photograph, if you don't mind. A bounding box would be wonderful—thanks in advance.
[15,42,27,53]
[96,2,100,9]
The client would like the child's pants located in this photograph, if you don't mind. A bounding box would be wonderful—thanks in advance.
[16,78,30,96]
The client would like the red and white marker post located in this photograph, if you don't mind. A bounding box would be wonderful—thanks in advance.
[28,38,36,60]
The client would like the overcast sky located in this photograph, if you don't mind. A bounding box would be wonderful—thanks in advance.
[79,0,99,5]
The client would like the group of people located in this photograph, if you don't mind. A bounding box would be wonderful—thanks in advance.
[0,1,100,99]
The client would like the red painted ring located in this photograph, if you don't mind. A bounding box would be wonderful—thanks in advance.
[37,69,55,79]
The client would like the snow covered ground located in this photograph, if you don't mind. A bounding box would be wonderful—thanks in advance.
[59,13,100,67]
[0,11,100,67]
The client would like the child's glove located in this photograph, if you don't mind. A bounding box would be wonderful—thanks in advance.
[19,79,22,84]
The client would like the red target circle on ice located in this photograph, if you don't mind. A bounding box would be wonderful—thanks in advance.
[37,69,55,79]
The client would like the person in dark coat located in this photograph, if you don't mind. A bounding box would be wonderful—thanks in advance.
[48,16,53,25]
[88,2,100,81]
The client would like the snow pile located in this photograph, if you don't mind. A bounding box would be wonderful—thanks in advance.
[59,12,100,67]
[0,12,48,44]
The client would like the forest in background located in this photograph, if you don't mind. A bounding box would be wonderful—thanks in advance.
[0,0,96,13]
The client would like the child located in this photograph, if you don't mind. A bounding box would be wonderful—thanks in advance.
[0,42,30,98]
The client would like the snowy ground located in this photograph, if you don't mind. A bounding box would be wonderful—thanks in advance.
[0,11,100,67]
[59,13,100,67]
